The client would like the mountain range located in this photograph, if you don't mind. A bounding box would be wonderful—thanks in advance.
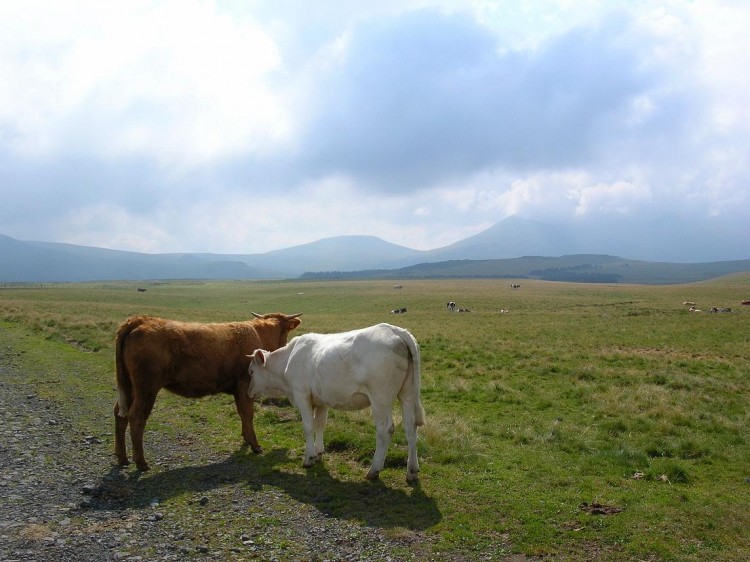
[1,216,748,284]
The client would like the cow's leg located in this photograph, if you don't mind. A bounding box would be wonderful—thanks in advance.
[114,400,129,466]
[400,397,420,482]
[312,405,328,459]
[367,403,395,480]
[296,398,318,467]
[235,382,262,453]
[128,390,158,471]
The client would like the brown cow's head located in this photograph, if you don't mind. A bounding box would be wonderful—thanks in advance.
[251,312,302,349]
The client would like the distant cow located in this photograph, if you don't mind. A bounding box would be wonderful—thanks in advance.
[248,323,426,482]
[446,301,456,311]
[511,284,521,289]
[114,312,302,471]
[457,307,472,313]
[683,301,695,306]
[137,288,147,293]
[708,307,732,313]
[390,307,407,314]
[741,300,750,306]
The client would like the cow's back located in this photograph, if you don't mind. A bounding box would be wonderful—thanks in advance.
[287,324,411,395]
[119,317,253,397]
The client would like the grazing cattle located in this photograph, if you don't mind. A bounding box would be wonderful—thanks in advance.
[689,306,702,313]
[708,307,732,313]
[137,288,147,293]
[511,284,521,289]
[114,312,302,471]
[248,323,426,482]
[500,308,509,313]
[394,285,403,290]
[457,307,472,313]
[446,301,456,311]
[683,301,695,306]
[390,307,407,314]
[741,300,750,306]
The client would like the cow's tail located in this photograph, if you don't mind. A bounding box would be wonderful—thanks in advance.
[395,326,426,427]
[115,317,143,418]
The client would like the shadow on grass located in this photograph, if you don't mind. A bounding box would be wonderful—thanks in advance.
[92,447,441,531]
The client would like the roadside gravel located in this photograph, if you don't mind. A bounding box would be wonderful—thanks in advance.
[0,343,439,562]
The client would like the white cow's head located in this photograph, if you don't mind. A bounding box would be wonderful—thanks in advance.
[247,349,286,400]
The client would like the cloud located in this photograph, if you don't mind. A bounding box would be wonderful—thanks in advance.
[0,0,286,164]
[0,1,748,256]
[291,8,668,191]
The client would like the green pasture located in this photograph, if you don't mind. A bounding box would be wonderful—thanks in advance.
[1,276,749,560]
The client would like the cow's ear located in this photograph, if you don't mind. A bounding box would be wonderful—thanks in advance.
[253,349,266,365]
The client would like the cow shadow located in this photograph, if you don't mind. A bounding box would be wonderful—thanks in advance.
[89,447,441,531]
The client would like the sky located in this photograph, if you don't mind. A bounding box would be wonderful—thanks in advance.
[1,0,749,255]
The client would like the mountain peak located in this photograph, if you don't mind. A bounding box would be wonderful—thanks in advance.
[1,213,747,282]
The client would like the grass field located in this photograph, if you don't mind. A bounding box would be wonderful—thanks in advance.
[1,276,749,560]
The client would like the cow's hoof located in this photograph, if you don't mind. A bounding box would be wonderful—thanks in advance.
[116,457,130,466]
[251,445,263,454]
[135,462,150,472]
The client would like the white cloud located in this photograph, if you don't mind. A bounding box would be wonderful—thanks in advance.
[572,180,652,217]
[58,202,173,253]
[0,0,286,163]
[0,0,748,258]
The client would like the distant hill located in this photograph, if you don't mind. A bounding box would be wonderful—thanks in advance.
[1,235,276,282]
[421,215,746,263]
[1,234,424,282]
[301,254,750,285]
[426,216,573,261]
[193,235,427,276]
[1,215,748,283]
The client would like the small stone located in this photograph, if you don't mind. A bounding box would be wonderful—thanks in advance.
[196,545,209,553]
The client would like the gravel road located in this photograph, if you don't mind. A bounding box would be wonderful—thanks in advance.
[0,342,440,562]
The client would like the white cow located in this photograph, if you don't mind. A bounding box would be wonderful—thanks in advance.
[247,323,426,482]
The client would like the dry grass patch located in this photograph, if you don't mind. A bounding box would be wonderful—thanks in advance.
[19,523,54,540]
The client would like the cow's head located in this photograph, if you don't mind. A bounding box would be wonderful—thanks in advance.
[250,349,267,366]
[250,312,303,349]
[247,349,283,399]
[252,312,303,324]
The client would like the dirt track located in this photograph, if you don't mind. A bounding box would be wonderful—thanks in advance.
[0,337,438,562]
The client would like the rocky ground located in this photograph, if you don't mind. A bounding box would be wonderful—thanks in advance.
[0,344,442,562]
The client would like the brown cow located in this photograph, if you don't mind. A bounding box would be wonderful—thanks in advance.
[114,312,302,470]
